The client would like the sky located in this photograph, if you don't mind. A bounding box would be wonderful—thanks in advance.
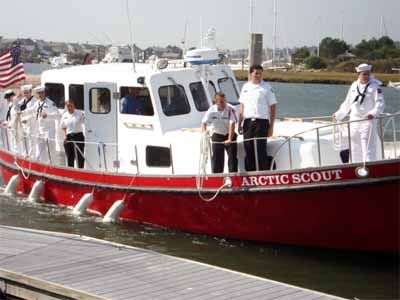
[1,0,399,49]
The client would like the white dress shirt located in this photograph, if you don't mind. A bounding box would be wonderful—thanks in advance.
[60,110,84,134]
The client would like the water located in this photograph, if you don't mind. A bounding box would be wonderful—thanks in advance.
[0,75,399,299]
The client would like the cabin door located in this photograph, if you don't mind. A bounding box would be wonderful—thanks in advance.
[84,82,118,172]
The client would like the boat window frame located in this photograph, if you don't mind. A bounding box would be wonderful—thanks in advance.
[218,77,240,105]
[89,87,111,114]
[119,86,155,116]
[158,84,191,117]
[189,81,210,112]
[208,81,217,102]
[146,145,172,168]
[68,84,84,110]
[44,82,65,109]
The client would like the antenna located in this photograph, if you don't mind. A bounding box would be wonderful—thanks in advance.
[340,11,344,40]
[380,16,388,37]
[200,17,203,48]
[249,0,255,34]
[182,19,188,56]
[272,0,277,64]
[125,0,136,72]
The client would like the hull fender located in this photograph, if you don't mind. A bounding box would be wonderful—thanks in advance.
[102,200,125,223]
[4,175,19,196]
[28,180,44,202]
[72,193,94,215]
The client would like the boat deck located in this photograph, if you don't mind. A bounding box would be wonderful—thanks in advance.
[0,226,346,300]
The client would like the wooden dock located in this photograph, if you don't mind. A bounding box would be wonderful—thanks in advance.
[0,226,347,300]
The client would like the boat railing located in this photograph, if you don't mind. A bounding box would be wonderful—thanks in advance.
[268,112,400,170]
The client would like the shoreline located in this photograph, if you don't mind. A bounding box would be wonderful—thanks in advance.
[233,70,400,85]
[3,70,400,90]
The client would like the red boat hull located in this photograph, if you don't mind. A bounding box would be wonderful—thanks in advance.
[0,149,399,253]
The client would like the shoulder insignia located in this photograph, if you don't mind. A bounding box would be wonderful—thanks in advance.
[378,88,383,94]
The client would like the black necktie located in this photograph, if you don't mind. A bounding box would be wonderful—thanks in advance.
[353,83,370,105]
[6,104,12,121]
[36,102,45,120]
[21,96,33,111]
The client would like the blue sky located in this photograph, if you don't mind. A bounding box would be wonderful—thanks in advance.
[1,0,399,49]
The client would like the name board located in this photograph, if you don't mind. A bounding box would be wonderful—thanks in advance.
[242,169,343,187]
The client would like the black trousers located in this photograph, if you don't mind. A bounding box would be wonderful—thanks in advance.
[243,119,270,171]
[64,132,85,168]
[211,133,238,173]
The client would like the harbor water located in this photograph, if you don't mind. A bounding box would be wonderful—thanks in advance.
[0,71,399,300]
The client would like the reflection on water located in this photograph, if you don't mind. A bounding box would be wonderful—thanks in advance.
[0,195,398,300]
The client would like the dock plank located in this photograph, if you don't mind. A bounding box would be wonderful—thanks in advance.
[0,226,347,300]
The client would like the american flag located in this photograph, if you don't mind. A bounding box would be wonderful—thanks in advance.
[0,45,26,88]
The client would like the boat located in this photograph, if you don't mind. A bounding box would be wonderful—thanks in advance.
[388,81,400,90]
[0,49,399,253]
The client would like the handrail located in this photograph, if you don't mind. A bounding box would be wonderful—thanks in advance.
[269,112,400,170]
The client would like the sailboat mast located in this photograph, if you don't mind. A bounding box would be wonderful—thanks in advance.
[272,0,277,64]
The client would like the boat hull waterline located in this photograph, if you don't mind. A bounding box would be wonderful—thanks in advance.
[0,149,398,253]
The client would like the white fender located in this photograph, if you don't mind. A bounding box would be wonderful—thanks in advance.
[102,200,125,223]
[28,180,44,202]
[4,175,19,196]
[72,193,94,215]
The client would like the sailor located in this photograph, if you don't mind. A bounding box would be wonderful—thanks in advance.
[30,86,61,162]
[60,99,85,168]
[238,64,277,171]
[19,84,38,156]
[333,63,385,163]
[1,90,24,153]
[120,87,143,115]
[201,92,238,173]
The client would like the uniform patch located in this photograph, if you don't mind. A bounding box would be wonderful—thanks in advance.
[378,88,383,94]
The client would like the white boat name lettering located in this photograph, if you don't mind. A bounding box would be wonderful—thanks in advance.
[241,170,343,187]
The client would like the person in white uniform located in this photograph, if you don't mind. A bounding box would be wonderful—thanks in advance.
[333,63,385,163]
[19,84,38,156]
[1,90,21,152]
[238,64,277,171]
[60,99,85,168]
[201,92,238,173]
[29,86,61,163]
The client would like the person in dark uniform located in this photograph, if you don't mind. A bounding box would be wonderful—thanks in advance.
[201,92,238,173]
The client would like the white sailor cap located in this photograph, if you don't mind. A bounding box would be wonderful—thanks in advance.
[21,84,33,91]
[4,89,15,99]
[355,63,372,73]
[33,85,45,93]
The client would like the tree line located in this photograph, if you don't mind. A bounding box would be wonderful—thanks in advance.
[292,36,400,72]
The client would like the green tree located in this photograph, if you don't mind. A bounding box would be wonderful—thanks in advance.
[353,36,400,59]
[319,37,350,59]
[292,47,310,64]
[304,56,327,69]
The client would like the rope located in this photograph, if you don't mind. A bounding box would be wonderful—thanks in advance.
[195,131,231,202]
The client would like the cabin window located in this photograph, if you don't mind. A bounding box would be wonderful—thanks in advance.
[146,146,171,167]
[190,82,209,112]
[218,77,239,105]
[119,87,154,116]
[68,84,84,110]
[208,81,217,101]
[159,85,190,116]
[89,88,111,114]
[44,83,65,108]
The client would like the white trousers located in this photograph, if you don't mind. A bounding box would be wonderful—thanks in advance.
[350,119,380,163]
[36,129,56,163]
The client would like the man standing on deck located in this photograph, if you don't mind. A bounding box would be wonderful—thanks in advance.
[29,86,60,163]
[238,65,277,171]
[201,92,238,173]
[333,63,385,162]
[19,84,38,156]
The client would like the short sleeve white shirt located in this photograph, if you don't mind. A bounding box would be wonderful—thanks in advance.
[61,110,84,134]
[239,81,277,120]
[202,104,237,135]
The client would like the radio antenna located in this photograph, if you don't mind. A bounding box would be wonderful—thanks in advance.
[126,0,136,72]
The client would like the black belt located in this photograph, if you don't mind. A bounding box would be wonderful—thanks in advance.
[67,132,84,137]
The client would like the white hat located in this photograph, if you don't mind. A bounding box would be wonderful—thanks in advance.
[355,63,372,73]
[21,84,33,91]
[33,85,45,93]
[4,89,15,99]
